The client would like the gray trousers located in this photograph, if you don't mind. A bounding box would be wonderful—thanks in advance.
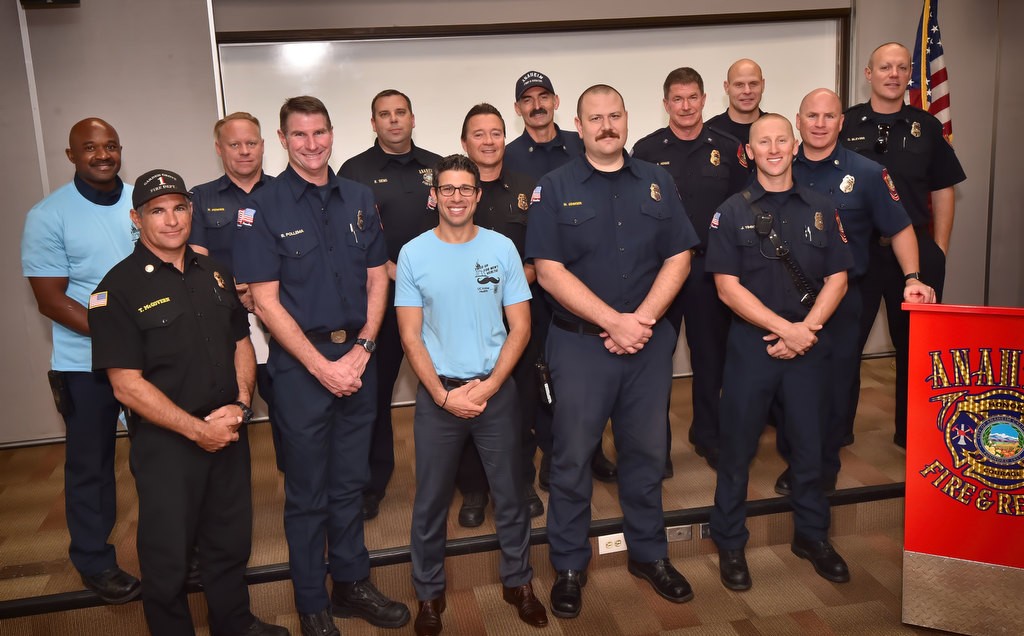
[410,379,533,600]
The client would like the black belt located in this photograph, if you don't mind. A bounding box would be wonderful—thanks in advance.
[438,375,488,390]
[305,328,351,344]
[552,315,603,336]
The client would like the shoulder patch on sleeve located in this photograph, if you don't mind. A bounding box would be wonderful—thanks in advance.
[881,169,900,201]
[835,211,848,243]
[531,186,542,204]
[737,144,748,169]
[710,211,721,230]
[89,291,108,309]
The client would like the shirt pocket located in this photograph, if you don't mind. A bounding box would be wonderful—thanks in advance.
[277,230,320,283]
[136,302,186,364]
[555,206,597,263]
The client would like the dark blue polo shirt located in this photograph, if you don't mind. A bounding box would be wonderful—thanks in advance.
[504,124,585,181]
[188,172,272,274]
[475,169,536,258]
[794,144,911,279]
[840,102,965,229]
[338,140,441,263]
[632,124,749,248]
[525,153,698,319]
[232,164,388,333]
[706,182,853,322]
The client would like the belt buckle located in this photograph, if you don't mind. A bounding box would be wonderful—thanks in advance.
[330,329,348,344]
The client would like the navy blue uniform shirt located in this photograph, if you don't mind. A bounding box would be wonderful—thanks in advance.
[232,164,388,332]
[793,144,911,278]
[840,102,965,229]
[504,124,585,181]
[525,153,698,319]
[90,242,249,417]
[339,140,441,263]
[188,172,272,276]
[706,182,853,322]
[632,124,749,248]
[475,170,536,258]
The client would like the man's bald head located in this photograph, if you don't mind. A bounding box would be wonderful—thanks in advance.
[727,59,763,83]
[66,118,123,192]
[796,89,844,159]
[724,58,765,120]
[749,113,793,140]
[865,42,912,107]
[799,88,842,114]
[867,42,911,70]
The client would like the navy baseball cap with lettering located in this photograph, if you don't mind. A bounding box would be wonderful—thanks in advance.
[515,71,555,101]
[132,169,190,209]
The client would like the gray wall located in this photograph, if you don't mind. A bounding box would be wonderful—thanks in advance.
[3,0,1015,445]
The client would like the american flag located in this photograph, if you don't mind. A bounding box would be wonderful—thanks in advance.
[908,0,953,142]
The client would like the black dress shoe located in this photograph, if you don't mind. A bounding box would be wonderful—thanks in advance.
[774,469,793,496]
[693,444,719,470]
[538,454,551,492]
[502,582,548,627]
[362,491,382,521]
[550,569,587,618]
[718,548,751,591]
[331,578,411,628]
[413,597,445,636]
[662,457,674,480]
[299,608,338,636]
[236,617,290,636]
[590,449,617,482]
[523,484,544,518]
[80,566,141,604]
[458,491,488,528]
[791,536,850,583]
[627,558,694,603]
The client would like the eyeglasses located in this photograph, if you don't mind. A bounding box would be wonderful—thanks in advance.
[436,184,479,197]
[874,123,891,154]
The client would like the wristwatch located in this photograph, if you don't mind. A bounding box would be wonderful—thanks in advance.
[904,272,922,282]
[355,338,376,353]
[233,401,254,424]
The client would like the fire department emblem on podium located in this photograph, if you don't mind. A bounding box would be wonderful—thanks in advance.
[932,388,1024,490]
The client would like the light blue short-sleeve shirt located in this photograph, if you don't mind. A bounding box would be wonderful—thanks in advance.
[395,227,531,378]
[21,181,137,371]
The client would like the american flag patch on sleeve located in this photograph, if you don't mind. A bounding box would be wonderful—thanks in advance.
[89,291,108,309]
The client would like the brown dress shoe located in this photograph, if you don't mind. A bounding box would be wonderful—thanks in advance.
[414,597,445,636]
[502,582,549,627]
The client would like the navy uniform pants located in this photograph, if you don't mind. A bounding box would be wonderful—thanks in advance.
[712,320,831,550]
[858,229,946,444]
[546,319,673,571]
[411,380,532,600]
[367,284,403,497]
[666,254,731,452]
[271,341,374,614]
[131,420,254,636]
[777,280,862,479]
[62,371,121,576]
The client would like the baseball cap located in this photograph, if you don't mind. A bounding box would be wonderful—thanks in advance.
[515,71,555,101]
[132,169,190,209]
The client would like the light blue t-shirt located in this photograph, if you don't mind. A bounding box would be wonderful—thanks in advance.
[396,227,531,378]
[21,181,136,371]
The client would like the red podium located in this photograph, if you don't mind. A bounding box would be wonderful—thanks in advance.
[902,303,1024,635]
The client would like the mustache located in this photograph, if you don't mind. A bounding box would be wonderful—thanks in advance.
[596,130,620,141]
[529,108,548,118]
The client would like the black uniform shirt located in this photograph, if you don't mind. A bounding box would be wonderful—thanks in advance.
[89,242,249,417]
[706,182,853,322]
[526,152,698,319]
[706,110,766,146]
[232,164,388,333]
[339,140,442,263]
[840,102,965,228]
[632,124,749,247]
[188,172,272,274]
[474,170,536,258]
[504,125,585,181]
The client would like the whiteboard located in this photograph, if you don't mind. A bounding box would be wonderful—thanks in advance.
[218,19,846,396]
